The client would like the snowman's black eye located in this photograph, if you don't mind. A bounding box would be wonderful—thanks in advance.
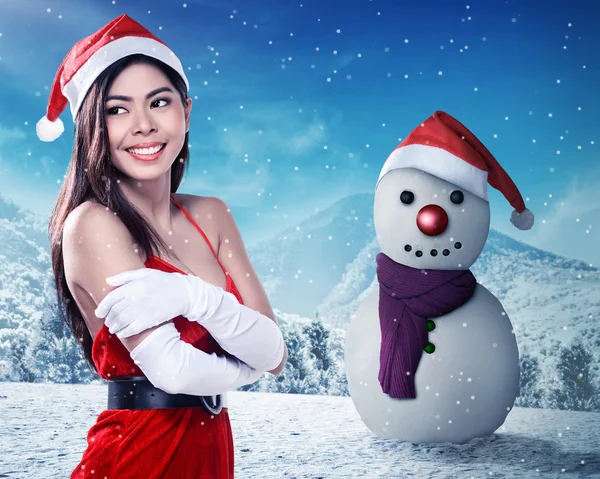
[450,190,464,204]
[400,190,414,205]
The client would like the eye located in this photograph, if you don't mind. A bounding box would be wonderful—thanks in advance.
[151,98,171,108]
[400,190,414,205]
[450,190,464,204]
[106,106,127,115]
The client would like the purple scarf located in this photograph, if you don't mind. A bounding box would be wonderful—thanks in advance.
[376,252,476,399]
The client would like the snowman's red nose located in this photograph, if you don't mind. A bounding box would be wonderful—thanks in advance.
[416,204,448,236]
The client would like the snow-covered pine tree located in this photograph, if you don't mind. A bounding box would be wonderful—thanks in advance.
[241,314,350,396]
[24,294,95,384]
[239,325,312,394]
[305,315,330,369]
[322,326,349,396]
[4,330,36,382]
[514,351,542,408]
[278,328,311,393]
[547,337,599,412]
[303,317,331,394]
[285,327,313,393]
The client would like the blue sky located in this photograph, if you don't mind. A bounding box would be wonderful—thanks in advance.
[0,0,598,264]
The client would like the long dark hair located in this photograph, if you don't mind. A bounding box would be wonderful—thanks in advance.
[49,54,190,373]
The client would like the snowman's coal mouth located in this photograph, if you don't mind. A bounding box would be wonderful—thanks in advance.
[404,242,462,258]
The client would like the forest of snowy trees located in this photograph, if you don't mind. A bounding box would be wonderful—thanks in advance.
[1,297,599,413]
[516,339,600,412]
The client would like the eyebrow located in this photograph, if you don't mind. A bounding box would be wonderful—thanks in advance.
[105,86,174,102]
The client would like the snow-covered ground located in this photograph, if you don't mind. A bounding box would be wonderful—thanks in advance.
[1,382,599,479]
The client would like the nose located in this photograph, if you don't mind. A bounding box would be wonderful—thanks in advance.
[132,109,156,135]
[416,204,448,236]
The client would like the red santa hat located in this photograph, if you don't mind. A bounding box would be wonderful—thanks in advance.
[377,110,534,230]
[36,14,189,142]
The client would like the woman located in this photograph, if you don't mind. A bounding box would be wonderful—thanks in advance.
[41,14,287,478]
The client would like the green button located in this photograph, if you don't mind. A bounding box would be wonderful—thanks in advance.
[424,342,436,354]
[426,320,436,332]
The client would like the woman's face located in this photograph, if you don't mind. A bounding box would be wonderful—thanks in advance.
[104,62,191,182]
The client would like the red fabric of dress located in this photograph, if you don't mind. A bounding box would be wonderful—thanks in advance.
[71,195,243,479]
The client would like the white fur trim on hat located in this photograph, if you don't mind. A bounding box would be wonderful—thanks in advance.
[377,144,489,201]
[510,208,534,230]
[63,36,190,120]
[36,115,65,142]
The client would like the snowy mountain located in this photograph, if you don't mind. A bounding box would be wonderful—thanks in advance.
[247,192,376,318]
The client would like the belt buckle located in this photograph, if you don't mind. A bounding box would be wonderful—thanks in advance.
[200,394,222,415]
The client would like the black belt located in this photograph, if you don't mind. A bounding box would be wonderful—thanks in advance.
[107,376,222,415]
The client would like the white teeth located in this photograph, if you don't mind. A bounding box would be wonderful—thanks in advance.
[128,144,165,155]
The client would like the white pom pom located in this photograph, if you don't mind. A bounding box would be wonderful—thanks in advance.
[510,208,534,230]
[36,115,64,142]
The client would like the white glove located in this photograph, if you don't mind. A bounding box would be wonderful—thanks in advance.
[96,268,285,372]
[95,268,196,333]
[188,286,285,373]
[129,322,264,396]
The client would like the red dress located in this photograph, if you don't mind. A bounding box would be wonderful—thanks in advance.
[71,195,243,479]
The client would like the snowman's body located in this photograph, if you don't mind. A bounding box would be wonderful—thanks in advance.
[345,283,519,444]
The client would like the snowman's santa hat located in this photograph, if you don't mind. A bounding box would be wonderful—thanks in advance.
[377,110,534,230]
[36,14,189,142]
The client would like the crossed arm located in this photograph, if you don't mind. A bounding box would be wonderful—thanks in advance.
[62,198,287,395]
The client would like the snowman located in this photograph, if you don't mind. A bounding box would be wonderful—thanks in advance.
[345,111,534,444]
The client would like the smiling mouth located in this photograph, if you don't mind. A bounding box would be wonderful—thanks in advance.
[404,242,462,257]
[126,143,166,155]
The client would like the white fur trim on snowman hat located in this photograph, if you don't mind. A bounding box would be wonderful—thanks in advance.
[510,208,534,230]
[377,144,489,201]
[36,115,65,142]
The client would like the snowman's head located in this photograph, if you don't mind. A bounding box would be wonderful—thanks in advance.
[374,167,490,270]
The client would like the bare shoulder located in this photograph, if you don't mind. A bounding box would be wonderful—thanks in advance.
[181,193,272,302]
[173,193,229,218]
[173,193,232,245]
[63,201,143,273]
[64,200,126,236]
